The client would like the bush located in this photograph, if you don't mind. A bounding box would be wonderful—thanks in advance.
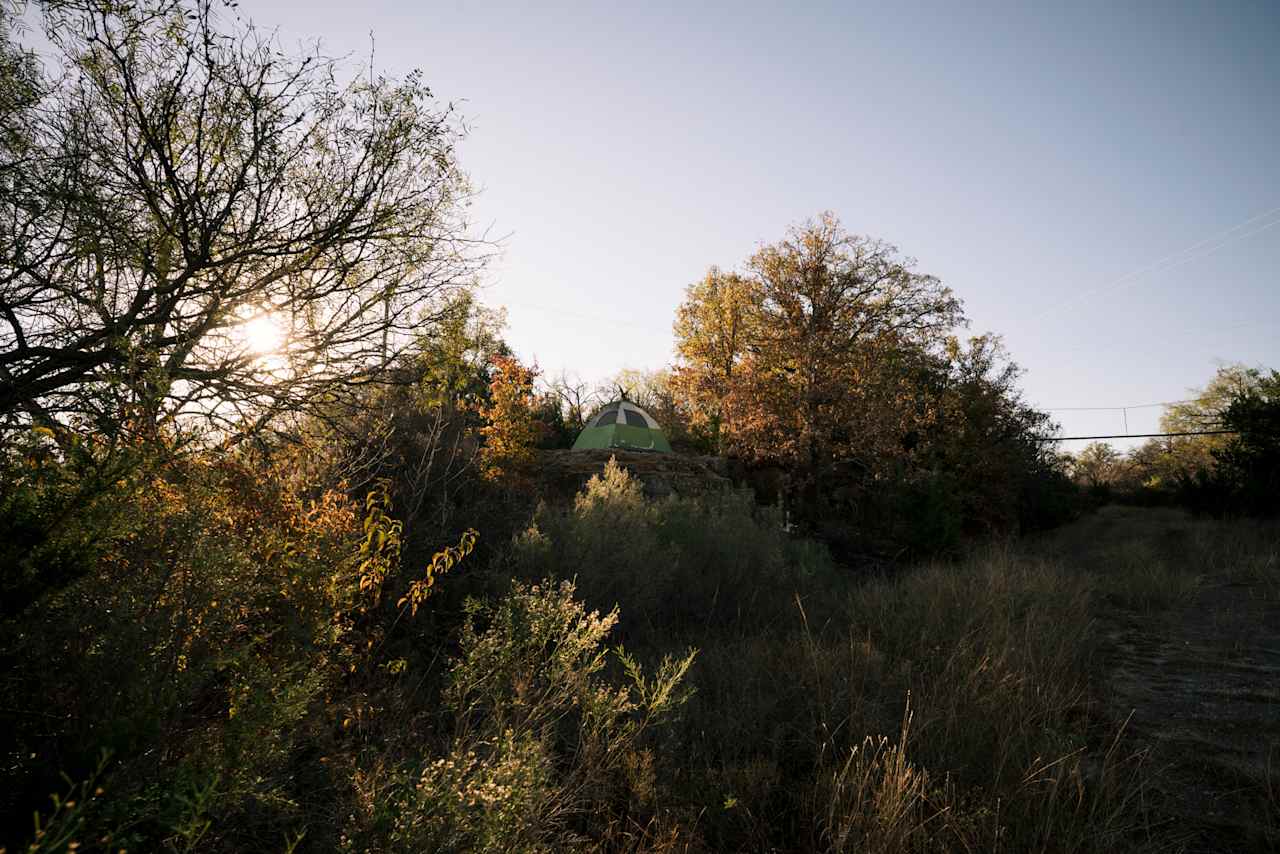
[385,580,695,851]
[504,462,1152,850]
[507,458,839,637]
[0,429,152,619]
[1,446,368,850]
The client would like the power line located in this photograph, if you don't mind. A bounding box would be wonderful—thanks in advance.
[1043,399,1196,412]
[1030,203,1280,322]
[1042,430,1237,443]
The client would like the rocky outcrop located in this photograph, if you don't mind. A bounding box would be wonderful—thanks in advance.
[536,449,733,501]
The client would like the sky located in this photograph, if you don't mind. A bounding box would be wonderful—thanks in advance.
[95,2,1280,445]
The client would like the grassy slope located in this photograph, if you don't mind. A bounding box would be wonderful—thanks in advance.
[7,460,1278,852]
[523,472,1280,851]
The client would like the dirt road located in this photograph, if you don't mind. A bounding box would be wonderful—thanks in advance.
[1063,507,1280,852]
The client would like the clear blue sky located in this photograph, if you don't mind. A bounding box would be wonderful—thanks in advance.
[251,1,1278,444]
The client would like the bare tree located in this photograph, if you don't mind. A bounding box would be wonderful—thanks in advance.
[545,371,601,432]
[0,0,486,441]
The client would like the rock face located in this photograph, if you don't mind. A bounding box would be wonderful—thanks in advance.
[536,449,733,502]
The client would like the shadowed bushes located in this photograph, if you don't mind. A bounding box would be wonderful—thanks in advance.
[1,444,700,852]
[499,461,1161,852]
[379,580,695,852]
[15,451,1268,851]
[0,444,370,850]
[508,457,840,637]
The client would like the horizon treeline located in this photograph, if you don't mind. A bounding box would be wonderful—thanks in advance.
[1067,364,1280,517]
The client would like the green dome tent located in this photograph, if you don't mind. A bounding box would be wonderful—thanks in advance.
[572,400,673,453]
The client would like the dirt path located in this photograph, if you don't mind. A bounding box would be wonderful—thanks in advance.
[1099,569,1280,851]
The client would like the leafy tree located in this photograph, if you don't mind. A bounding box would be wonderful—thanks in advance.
[677,213,963,489]
[530,387,576,449]
[478,354,540,484]
[671,267,760,449]
[672,214,1073,550]
[1118,365,1274,502]
[0,0,482,442]
[921,334,1064,534]
[1162,364,1261,433]
[413,292,508,414]
[0,1,42,173]
[1072,442,1123,490]
[1125,439,1172,492]
[1153,364,1263,478]
[1210,369,1280,515]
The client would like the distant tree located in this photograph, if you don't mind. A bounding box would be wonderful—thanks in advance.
[1163,364,1261,432]
[1125,439,1169,490]
[1211,369,1280,515]
[545,372,601,434]
[1154,364,1264,476]
[414,293,508,415]
[0,0,482,442]
[670,213,1074,549]
[1072,442,1123,490]
[717,213,963,488]
[530,387,575,449]
[478,355,540,484]
[1118,365,1273,498]
[601,367,656,410]
[920,334,1062,532]
[671,267,760,449]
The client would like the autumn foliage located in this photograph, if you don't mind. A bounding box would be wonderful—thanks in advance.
[673,213,1071,552]
[478,354,542,484]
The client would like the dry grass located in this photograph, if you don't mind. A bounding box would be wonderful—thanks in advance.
[637,517,1175,851]
[660,502,1278,851]
[1263,745,1280,847]
[804,544,1161,853]
[16,453,1276,853]
[1034,504,1280,601]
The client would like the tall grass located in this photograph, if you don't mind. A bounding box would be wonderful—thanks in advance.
[1034,504,1280,602]
[504,460,1165,852]
[13,453,1272,851]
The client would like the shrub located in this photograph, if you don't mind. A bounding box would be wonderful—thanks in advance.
[389,731,556,852]
[507,458,838,636]
[386,580,695,851]
[0,447,371,849]
[0,428,154,619]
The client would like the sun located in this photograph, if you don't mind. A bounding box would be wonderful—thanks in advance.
[240,312,286,355]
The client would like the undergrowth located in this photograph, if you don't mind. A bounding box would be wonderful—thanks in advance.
[10,456,1273,851]
[503,460,1165,852]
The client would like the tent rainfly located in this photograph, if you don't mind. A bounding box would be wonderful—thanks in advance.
[572,400,673,453]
